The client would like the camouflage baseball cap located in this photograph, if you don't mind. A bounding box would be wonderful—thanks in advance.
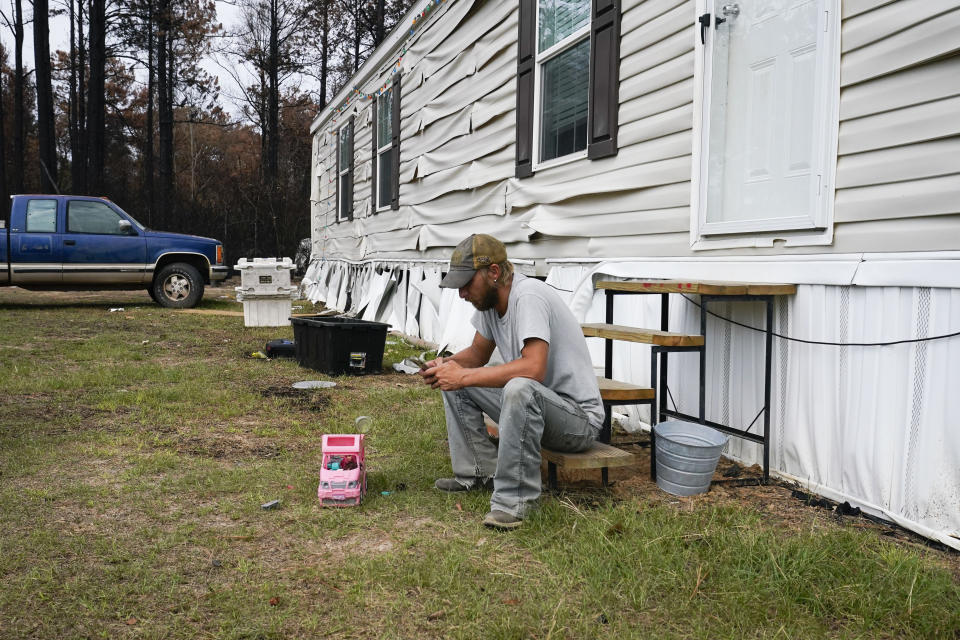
[439,234,508,288]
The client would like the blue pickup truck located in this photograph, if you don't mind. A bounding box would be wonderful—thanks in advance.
[0,194,228,308]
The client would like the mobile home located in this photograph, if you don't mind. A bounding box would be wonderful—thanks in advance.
[304,0,960,549]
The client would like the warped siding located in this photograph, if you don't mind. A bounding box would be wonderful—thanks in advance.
[834,1,960,248]
[311,0,960,263]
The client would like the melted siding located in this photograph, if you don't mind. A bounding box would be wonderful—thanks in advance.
[312,0,960,262]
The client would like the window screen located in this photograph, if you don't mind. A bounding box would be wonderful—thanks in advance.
[376,89,394,210]
[540,38,589,162]
[538,0,589,52]
[338,120,354,220]
[377,89,392,143]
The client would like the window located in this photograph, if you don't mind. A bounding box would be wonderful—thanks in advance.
[376,88,393,209]
[516,0,620,178]
[337,117,354,221]
[537,0,590,164]
[25,200,57,232]
[370,74,402,213]
[691,0,839,248]
[66,201,132,235]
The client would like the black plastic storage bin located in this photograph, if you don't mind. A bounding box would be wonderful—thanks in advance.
[291,316,390,375]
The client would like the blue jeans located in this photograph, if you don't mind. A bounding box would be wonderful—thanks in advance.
[441,377,599,518]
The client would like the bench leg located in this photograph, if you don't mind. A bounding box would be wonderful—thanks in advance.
[547,461,558,490]
[601,467,609,487]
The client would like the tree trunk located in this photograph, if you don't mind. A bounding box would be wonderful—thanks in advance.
[86,0,106,194]
[34,0,58,192]
[69,0,81,192]
[374,0,384,46]
[0,52,7,204]
[156,0,173,219]
[144,0,155,226]
[265,0,279,189]
[319,0,328,108]
[13,0,24,192]
[353,1,361,71]
[75,0,88,193]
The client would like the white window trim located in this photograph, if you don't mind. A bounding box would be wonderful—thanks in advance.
[689,0,840,250]
[532,5,590,172]
[375,91,393,213]
[337,122,353,222]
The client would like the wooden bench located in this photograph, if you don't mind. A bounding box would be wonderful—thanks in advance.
[541,441,635,490]
[582,322,704,347]
[539,376,651,489]
[484,376,651,489]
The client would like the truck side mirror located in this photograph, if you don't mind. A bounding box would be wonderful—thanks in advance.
[118,219,135,235]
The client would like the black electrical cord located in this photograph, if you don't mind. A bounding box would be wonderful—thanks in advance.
[680,294,960,347]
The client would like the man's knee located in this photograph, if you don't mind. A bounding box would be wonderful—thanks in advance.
[502,377,539,407]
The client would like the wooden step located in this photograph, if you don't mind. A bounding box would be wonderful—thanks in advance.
[582,323,704,347]
[596,279,796,296]
[541,442,635,470]
[597,376,654,402]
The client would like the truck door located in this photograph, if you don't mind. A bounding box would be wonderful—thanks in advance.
[10,198,62,284]
[61,199,147,284]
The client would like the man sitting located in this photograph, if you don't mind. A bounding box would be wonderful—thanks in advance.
[419,234,604,530]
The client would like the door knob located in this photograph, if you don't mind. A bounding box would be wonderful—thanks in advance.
[720,3,740,19]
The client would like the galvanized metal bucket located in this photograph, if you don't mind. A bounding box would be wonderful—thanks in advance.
[653,420,729,496]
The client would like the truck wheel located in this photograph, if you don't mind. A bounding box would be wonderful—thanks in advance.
[153,263,204,309]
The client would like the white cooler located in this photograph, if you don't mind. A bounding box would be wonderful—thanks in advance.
[234,257,298,327]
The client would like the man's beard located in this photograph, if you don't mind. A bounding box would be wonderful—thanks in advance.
[472,285,499,311]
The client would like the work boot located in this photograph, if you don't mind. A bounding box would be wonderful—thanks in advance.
[482,510,522,530]
[434,477,493,492]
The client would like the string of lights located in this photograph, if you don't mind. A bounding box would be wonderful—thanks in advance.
[327,0,448,133]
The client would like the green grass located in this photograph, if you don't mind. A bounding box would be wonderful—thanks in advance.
[0,287,957,639]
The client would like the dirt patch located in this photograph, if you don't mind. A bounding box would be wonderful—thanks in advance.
[176,434,283,460]
[0,393,133,436]
[552,437,960,574]
[258,386,332,413]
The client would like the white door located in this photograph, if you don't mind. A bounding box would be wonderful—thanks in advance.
[694,0,838,240]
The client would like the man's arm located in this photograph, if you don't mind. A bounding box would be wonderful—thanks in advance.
[426,337,548,390]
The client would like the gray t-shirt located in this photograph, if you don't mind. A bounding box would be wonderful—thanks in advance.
[471,273,605,429]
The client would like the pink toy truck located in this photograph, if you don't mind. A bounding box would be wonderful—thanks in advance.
[318,434,366,506]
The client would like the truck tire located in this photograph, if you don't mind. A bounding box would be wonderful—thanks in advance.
[153,263,204,308]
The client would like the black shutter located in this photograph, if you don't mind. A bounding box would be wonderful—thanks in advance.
[515,0,535,178]
[371,98,378,213]
[588,0,620,159]
[346,115,355,221]
[390,73,401,210]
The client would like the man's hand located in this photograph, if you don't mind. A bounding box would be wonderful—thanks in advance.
[424,359,469,391]
[417,356,443,386]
